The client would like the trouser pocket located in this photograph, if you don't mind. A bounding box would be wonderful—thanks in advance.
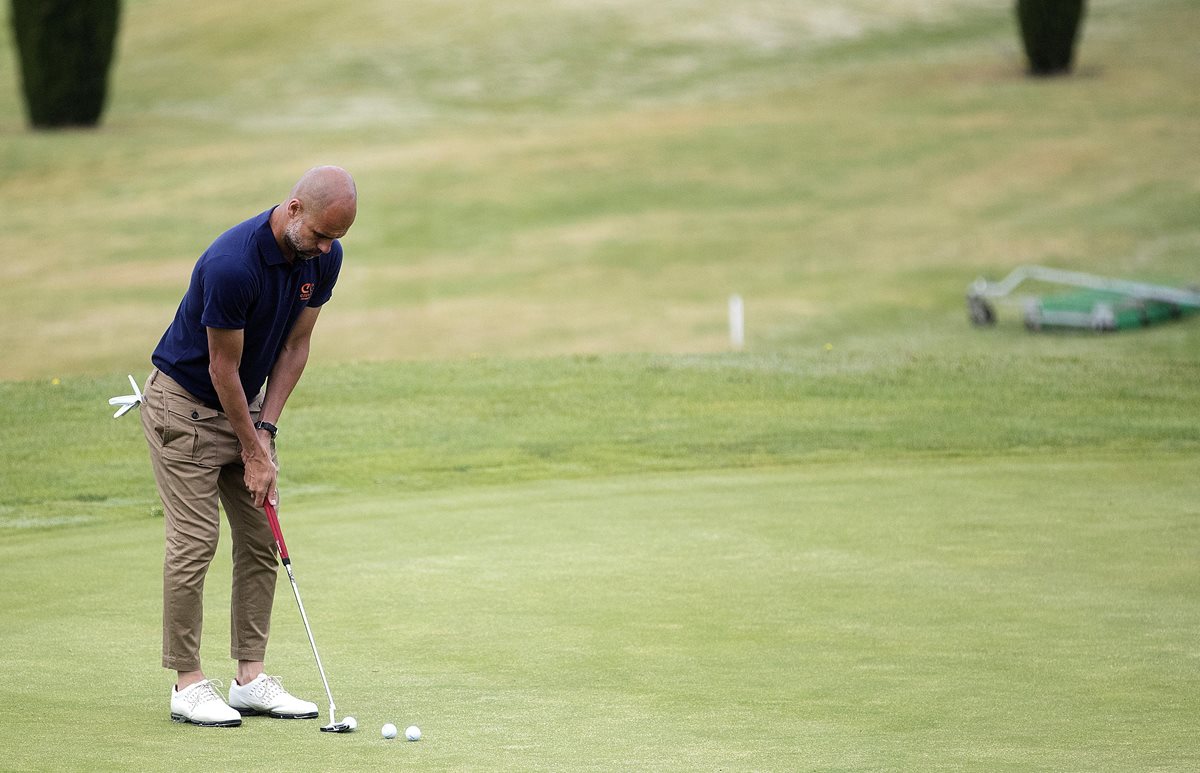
[162,395,221,465]
[144,373,224,466]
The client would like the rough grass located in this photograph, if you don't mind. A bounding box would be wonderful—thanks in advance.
[1,0,1198,375]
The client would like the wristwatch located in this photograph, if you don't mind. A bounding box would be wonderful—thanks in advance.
[254,420,278,439]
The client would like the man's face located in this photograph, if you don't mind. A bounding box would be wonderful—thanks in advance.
[283,217,324,261]
[283,201,354,261]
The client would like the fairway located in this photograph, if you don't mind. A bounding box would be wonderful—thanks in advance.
[2,0,1200,770]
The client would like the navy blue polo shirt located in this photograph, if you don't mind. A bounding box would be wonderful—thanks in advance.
[151,207,342,410]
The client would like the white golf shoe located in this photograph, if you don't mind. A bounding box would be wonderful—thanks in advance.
[228,674,319,719]
[170,679,242,727]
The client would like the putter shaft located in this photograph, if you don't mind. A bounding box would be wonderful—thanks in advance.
[264,501,347,731]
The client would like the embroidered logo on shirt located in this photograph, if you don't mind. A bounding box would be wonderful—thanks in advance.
[299,283,314,301]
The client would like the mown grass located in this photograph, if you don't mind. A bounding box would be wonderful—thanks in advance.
[2,456,1198,771]
[3,348,1198,526]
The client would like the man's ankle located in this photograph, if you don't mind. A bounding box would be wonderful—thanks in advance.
[236,661,264,687]
[176,670,206,691]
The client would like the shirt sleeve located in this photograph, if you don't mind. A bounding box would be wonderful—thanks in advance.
[199,254,258,329]
[308,243,343,307]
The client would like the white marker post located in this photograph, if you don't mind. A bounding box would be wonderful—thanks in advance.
[729,294,745,351]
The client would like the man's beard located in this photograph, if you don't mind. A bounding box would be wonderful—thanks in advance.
[284,221,320,260]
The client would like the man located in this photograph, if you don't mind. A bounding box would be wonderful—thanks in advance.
[140,166,357,727]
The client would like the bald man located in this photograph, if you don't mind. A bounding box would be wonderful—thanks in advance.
[140,167,357,727]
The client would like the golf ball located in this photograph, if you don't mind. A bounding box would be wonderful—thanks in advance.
[406,725,422,742]
[343,716,357,731]
[382,723,398,739]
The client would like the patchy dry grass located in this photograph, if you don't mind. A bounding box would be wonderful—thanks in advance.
[1,0,1198,379]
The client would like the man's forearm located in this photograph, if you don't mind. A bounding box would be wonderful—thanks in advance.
[259,341,310,426]
[206,326,277,506]
[209,361,264,455]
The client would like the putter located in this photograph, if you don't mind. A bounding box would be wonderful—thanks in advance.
[263,500,353,733]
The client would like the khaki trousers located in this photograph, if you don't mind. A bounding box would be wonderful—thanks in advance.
[140,370,279,672]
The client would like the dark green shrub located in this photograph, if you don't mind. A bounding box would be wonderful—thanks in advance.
[10,0,122,128]
[1016,0,1086,76]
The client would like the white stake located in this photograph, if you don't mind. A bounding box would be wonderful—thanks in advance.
[729,294,745,351]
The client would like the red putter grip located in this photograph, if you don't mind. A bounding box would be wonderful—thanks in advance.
[263,500,290,563]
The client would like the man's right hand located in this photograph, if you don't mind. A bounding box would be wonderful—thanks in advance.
[242,442,278,507]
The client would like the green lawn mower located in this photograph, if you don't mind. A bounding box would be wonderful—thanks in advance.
[968,265,1200,332]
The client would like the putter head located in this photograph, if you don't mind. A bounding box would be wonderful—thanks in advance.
[320,721,354,733]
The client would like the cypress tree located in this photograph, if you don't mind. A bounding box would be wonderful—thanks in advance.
[10,0,122,128]
[1016,0,1086,76]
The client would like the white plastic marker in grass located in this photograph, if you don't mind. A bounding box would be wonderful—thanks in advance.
[729,294,745,351]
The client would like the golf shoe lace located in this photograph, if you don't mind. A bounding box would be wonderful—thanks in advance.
[183,679,225,709]
[252,675,286,703]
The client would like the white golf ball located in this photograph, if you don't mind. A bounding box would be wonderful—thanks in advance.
[342,716,357,731]
[406,725,422,742]
[382,723,398,739]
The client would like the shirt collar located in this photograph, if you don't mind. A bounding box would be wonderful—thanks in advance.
[256,206,291,267]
